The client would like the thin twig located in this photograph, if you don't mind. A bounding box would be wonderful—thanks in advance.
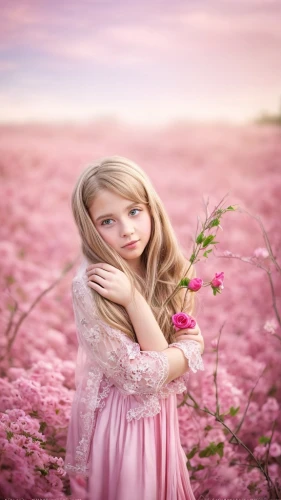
[229,368,266,444]
[0,256,80,362]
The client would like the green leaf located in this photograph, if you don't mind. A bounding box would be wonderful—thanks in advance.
[6,431,14,441]
[212,288,218,296]
[202,235,215,248]
[29,410,39,418]
[189,253,196,263]
[179,278,190,287]
[199,441,219,458]
[204,425,213,432]
[226,205,235,210]
[39,421,47,433]
[36,467,48,476]
[229,406,240,417]
[259,436,270,445]
[196,464,205,471]
[209,218,220,227]
[267,385,277,397]
[187,446,198,459]
[196,232,205,244]
[216,442,224,458]
[209,240,219,245]
[203,249,212,258]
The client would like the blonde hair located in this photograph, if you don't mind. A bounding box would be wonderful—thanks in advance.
[71,155,196,344]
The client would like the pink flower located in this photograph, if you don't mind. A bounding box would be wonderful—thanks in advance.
[254,247,269,259]
[211,272,224,290]
[188,278,203,292]
[172,312,196,331]
[270,443,281,457]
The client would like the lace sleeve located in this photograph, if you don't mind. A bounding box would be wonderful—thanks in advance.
[168,340,204,373]
[72,275,170,396]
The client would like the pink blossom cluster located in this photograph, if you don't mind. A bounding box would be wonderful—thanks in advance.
[0,122,281,498]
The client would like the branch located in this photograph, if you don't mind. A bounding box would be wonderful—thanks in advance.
[0,255,80,362]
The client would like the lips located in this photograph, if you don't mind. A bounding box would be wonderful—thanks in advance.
[122,240,139,248]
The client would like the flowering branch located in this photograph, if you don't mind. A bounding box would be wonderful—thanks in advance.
[159,196,238,321]
[0,256,80,363]
[216,209,281,340]
[178,319,280,498]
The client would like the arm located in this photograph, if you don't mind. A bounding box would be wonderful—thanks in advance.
[73,275,203,395]
[72,276,170,395]
[126,290,204,384]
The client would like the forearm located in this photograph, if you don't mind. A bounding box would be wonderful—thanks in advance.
[125,291,169,351]
[162,347,189,384]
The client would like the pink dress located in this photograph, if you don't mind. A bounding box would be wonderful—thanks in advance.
[64,257,204,500]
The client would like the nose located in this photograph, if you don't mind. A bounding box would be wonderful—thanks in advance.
[120,218,135,237]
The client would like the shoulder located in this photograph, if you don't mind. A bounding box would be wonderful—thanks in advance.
[71,255,95,307]
[73,254,90,281]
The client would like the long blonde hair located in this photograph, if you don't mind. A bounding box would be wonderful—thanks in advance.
[71,155,196,344]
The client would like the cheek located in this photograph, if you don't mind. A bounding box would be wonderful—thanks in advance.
[141,215,152,236]
[96,227,115,246]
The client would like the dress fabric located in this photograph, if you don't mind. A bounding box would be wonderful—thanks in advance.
[64,256,204,500]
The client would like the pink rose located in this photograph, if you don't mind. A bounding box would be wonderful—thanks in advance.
[211,272,224,290]
[188,278,203,292]
[172,312,196,331]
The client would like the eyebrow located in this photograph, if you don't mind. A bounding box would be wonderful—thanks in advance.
[95,202,140,222]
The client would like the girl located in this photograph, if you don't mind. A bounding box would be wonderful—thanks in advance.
[64,155,204,500]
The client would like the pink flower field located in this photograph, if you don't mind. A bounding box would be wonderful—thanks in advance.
[0,121,280,499]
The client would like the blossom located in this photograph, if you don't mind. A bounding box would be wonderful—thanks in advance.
[172,312,196,331]
[270,443,281,457]
[211,272,224,290]
[263,318,278,334]
[188,278,203,292]
[254,247,269,259]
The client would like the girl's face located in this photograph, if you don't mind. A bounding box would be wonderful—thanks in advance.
[89,188,152,274]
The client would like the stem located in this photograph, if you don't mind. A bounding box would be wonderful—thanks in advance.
[183,394,280,498]
[229,368,266,444]
[0,256,80,362]
[242,209,281,274]
[213,322,225,418]
[218,253,281,336]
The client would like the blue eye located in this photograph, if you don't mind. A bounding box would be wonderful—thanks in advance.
[130,208,141,216]
[101,218,113,226]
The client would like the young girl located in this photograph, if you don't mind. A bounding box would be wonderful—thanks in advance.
[64,155,204,500]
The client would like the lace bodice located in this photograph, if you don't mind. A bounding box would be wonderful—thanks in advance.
[64,256,204,477]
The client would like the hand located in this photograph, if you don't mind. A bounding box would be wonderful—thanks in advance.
[173,323,204,355]
[86,263,133,308]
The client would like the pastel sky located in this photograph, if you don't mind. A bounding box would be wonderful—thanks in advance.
[0,0,281,125]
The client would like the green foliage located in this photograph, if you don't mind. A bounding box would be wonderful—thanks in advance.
[259,436,271,445]
[196,232,205,244]
[199,441,224,458]
[203,249,212,258]
[189,253,196,263]
[39,421,47,433]
[6,430,14,441]
[187,446,198,459]
[202,235,215,247]
[179,278,190,287]
[229,406,240,416]
[209,218,220,227]
[204,425,213,432]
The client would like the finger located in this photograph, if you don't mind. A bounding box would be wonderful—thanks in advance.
[87,268,110,279]
[86,263,115,273]
[88,274,107,287]
[87,280,108,295]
